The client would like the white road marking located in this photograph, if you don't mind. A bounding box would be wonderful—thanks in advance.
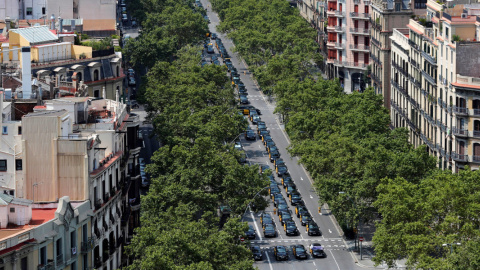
[250,209,263,241]
[329,229,332,233]
[329,250,341,270]
[265,252,274,270]
[310,195,314,199]
[300,177,304,181]
[313,261,316,266]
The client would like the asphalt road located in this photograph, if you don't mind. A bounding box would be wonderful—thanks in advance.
[201,1,364,269]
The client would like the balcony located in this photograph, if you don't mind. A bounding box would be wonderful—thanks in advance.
[452,127,468,137]
[95,199,103,211]
[327,40,336,47]
[334,42,345,49]
[334,11,345,17]
[94,258,102,269]
[349,44,370,51]
[472,156,480,163]
[391,80,407,95]
[437,98,447,109]
[103,193,109,204]
[409,75,421,88]
[121,206,131,227]
[453,106,468,116]
[81,237,97,253]
[408,39,420,51]
[334,26,346,32]
[56,254,64,267]
[345,62,367,69]
[350,12,369,19]
[409,57,420,69]
[392,62,408,77]
[371,54,382,66]
[371,36,382,48]
[103,218,109,232]
[37,262,54,270]
[370,73,382,84]
[421,51,437,66]
[350,28,370,35]
[452,152,468,162]
[421,70,437,85]
[473,131,480,138]
[334,60,346,67]
[122,176,132,195]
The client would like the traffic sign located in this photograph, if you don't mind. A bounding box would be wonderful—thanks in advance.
[240,237,245,242]
[359,237,364,242]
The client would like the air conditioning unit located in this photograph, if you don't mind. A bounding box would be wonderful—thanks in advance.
[461,13,467,18]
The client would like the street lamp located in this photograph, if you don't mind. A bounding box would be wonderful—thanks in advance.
[442,242,461,254]
[339,191,361,255]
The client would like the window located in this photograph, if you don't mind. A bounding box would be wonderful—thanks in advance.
[15,159,22,170]
[42,7,46,15]
[94,89,100,98]
[18,126,21,135]
[26,7,32,16]
[71,231,77,255]
[10,208,15,213]
[395,3,401,11]
[2,126,7,135]
[40,246,47,265]
[20,257,27,270]
[365,6,369,14]
[0,160,6,171]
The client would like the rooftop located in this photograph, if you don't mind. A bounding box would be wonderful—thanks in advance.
[10,26,58,45]
[0,208,56,241]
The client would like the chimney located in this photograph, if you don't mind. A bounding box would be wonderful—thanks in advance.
[115,87,119,103]
[59,17,63,33]
[50,14,55,30]
[5,17,10,31]
[21,47,32,99]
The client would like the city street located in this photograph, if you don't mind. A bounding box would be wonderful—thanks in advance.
[201,1,366,269]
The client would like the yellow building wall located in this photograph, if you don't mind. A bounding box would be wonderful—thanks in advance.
[72,45,92,59]
[32,248,39,268]
[454,25,476,40]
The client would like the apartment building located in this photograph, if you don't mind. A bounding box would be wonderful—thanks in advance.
[299,0,370,91]
[370,0,414,108]
[0,196,92,270]
[298,0,328,71]
[0,0,117,36]
[390,0,480,171]
[324,0,371,92]
[1,25,125,101]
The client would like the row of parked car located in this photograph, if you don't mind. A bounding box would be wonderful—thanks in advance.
[235,83,326,262]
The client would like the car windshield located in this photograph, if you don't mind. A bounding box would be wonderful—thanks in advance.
[309,223,319,229]
[283,214,291,220]
[265,225,274,230]
[296,246,305,252]
[277,247,286,253]
[287,223,296,229]
[278,204,288,210]
[252,247,260,252]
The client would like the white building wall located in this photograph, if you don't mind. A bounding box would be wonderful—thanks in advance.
[0,0,20,20]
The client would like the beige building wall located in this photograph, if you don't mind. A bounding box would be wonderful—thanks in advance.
[22,112,68,202]
[78,0,116,31]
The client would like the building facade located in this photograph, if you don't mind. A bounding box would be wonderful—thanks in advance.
[370,0,414,108]
[390,0,480,172]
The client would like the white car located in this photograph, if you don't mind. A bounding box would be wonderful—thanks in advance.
[128,77,136,86]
